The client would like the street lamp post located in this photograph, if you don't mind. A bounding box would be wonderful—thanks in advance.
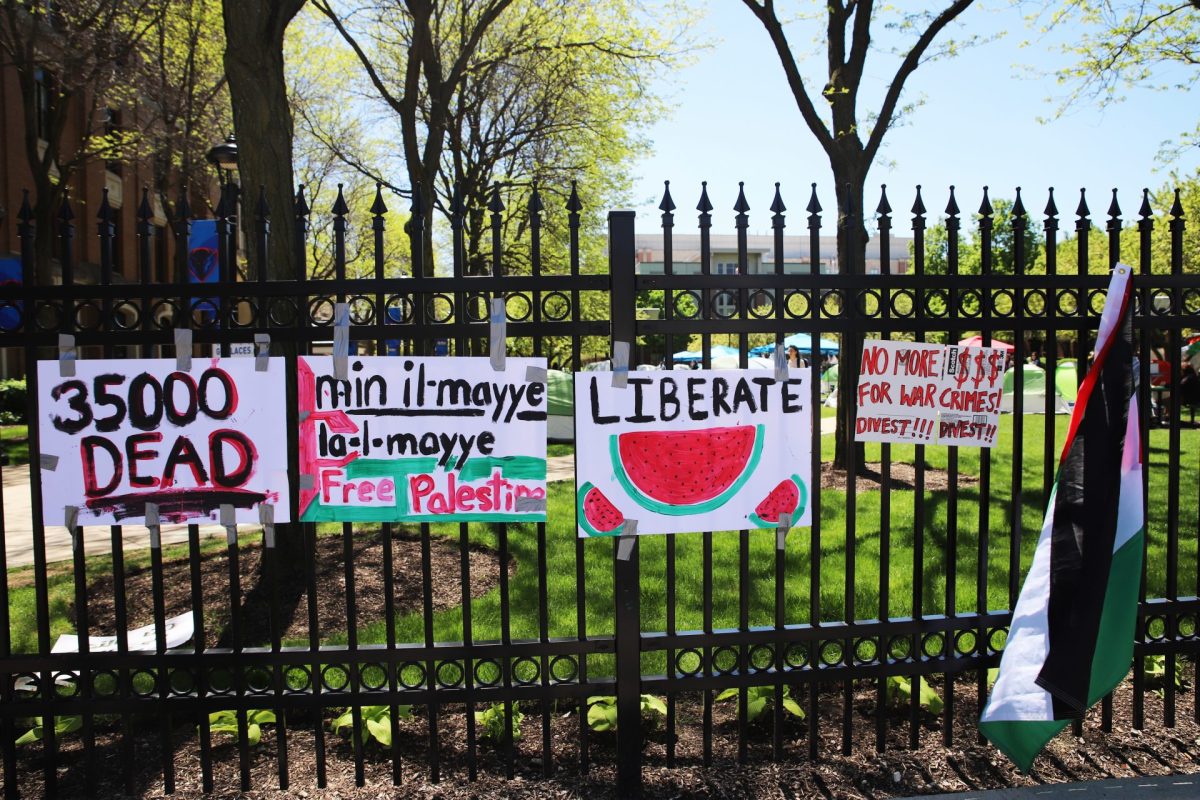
[206,134,239,281]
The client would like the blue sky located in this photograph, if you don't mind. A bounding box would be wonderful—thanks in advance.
[629,1,1200,235]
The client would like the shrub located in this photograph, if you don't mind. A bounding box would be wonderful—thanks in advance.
[0,378,26,424]
[331,704,412,747]
[715,685,805,722]
[476,702,523,742]
[204,709,276,747]
[586,694,667,732]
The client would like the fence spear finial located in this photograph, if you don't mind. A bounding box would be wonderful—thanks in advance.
[1012,187,1026,219]
[1043,187,1058,219]
[875,184,891,217]
[977,186,993,217]
[945,185,960,217]
[566,181,582,214]
[806,182,821,215]
[911,185,926,217]
[734,181,750,216]
[370,183,387,216]
[659,180,675,213]
[1075,188,1090,219]
[1138,188,1153,220]
[771,182,786,216]
[1106,188,1121,220]
[696,181,713,214]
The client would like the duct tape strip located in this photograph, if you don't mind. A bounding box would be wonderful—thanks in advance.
[525,365,547,383]
[64,505,78,532]
[611,341,630,389]
[298,474,315,490]
[259,503,275,549]
[515,496,546,514]
[333,302,350,379]
[145,503,161,549]
[175,328,193,371]
[490,298,506,371]
[774,344,788,381]
[220,504,237,544]
[39,454,59,472]
[616,527,638,561]
[58,334,76,378]
[254,333,270,371]
[298,410,310,423]
[776,512,792,551]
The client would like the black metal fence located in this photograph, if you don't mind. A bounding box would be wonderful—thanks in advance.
[0,179,1197,798]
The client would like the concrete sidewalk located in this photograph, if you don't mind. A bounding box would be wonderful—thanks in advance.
[926,774,1200,799]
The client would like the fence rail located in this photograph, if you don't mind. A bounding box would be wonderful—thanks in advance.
[0,181,1197,798]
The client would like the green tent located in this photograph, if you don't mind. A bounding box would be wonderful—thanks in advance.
[1054,361,1078,403]
[547,369,574,441]
[1001,364,1071,414]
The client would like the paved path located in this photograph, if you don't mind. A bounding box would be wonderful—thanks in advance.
[926,774,1200,799]
[2,417,836,568]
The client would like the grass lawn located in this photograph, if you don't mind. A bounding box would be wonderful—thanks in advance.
[5,416,1197,676]
[1,424,28,466]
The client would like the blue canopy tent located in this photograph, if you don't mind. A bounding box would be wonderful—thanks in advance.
[749,333,839,357]
[673,344,740,363]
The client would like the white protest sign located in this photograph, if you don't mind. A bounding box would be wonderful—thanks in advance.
[854,339,1007,448]
[575,368,812,536]
[37,358,291,525]
[297,356,548,523]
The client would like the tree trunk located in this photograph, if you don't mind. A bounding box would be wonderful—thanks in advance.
[221,0,306,569]
[832,161,868,473]
[220,0,303,282]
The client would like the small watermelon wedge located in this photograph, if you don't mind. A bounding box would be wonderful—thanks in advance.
[749,475,807,528]
[578,481,625,537]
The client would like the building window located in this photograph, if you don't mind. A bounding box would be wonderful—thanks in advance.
[34,68,52,141]
[714,261,738,317]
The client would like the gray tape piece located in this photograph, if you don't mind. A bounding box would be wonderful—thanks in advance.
[611,341,630,389]
[298,410,310,423]
[621,518,638,537]
[774,344,788,381]
[175,328,193,371]
[616,533,637,561]
[145,503,161,549]
[333,302,350,379]
[58,334,76,377]
[39,454,59,471]
[515,497,546,513]
[64,505,78,531]
[219,504,236,526]
[776,512,793,550]
[489,298,506,372]
[254,333,270,372]
[298,474,315,490]
[259,504,275,549]
[525,365,547,383]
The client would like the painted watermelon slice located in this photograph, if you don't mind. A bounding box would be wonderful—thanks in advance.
[610,424,764,516]
[749,475,807,528]
[578,481,625,536]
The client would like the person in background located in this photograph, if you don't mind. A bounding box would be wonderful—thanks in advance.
[786,345,803,368]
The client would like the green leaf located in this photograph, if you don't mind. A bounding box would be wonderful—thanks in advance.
[245,723,261,747]
[745,693,768,722]
[781,696,806,719]
[918,679,944,715]
[330,710,354,736]
[640,695,667,717]
[587,702,618,732]
[715,688,739,702]
[365,717,392,747]
[12,716,77,747]
[248,709,276,726]
[986,668,999,689]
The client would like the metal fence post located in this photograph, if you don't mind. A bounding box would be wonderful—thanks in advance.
[608,209,642,798]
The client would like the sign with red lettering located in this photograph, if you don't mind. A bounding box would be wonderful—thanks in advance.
[854,340,1007,448]
[297,356,547,523]
[37,358,290,525]
[575,369,812,536]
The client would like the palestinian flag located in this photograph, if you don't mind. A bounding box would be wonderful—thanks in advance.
[979,264,1143,771]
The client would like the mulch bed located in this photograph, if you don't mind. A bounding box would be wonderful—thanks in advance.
[4,673,1199,798]
[821,462,978,493]
[68,529,510,648]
